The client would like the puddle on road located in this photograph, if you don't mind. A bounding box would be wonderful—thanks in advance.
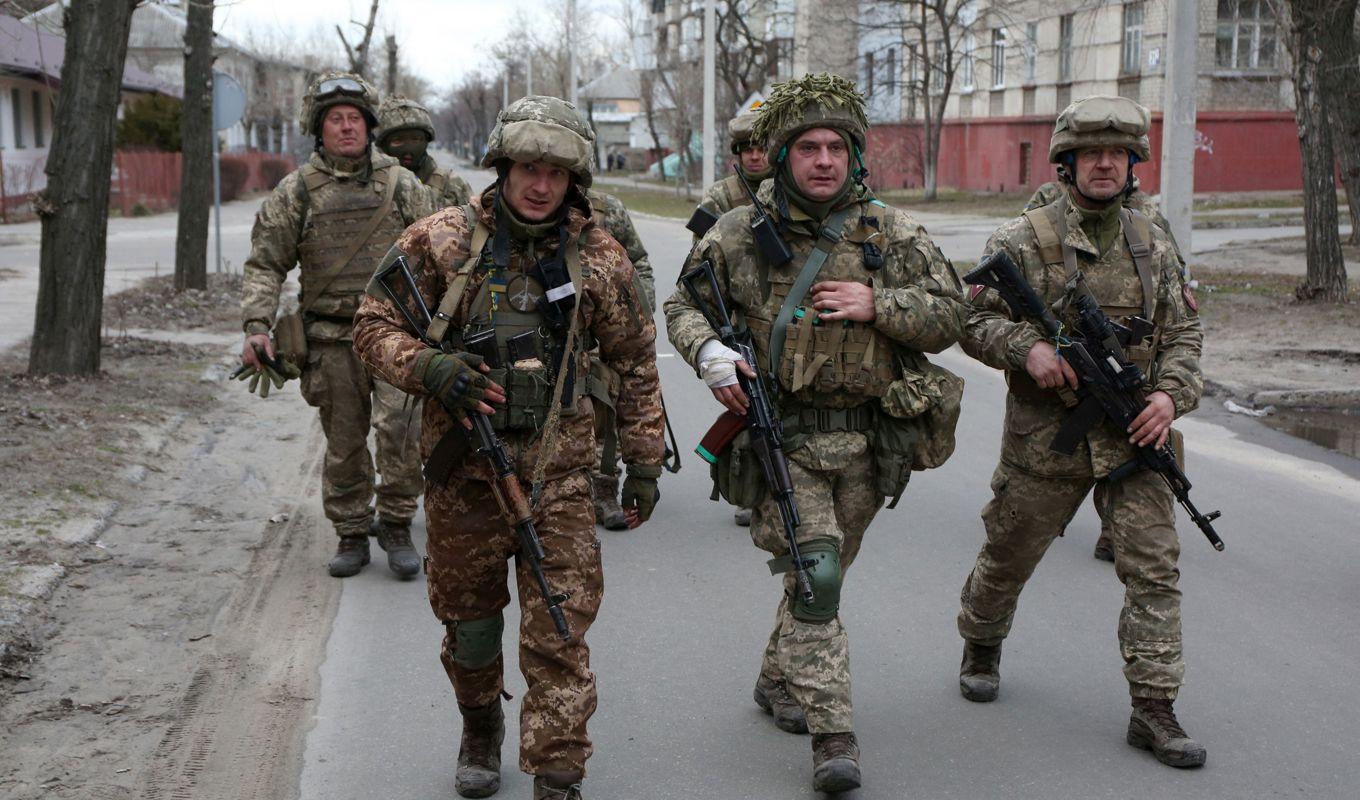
[1260,408,1360,460]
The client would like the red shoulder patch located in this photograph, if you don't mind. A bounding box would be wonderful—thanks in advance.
[969,284,986,301]
[1182,284,1198,312]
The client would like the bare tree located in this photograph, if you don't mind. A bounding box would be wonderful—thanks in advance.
[336,0,381,79]
[1278,0,1352,302]
[1323,4,1360,245]
[385,34,398,97]
[174,0,215,293]
[29,0,141,376]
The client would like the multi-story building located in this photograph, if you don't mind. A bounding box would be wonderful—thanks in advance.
[857,0,1306,194]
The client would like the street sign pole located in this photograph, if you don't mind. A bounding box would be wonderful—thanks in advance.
[212,122,222,273]
[210,71,246,274]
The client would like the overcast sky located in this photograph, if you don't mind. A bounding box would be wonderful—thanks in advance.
[214,0,557,95]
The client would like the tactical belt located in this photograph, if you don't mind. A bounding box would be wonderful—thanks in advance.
[781,404,875,434]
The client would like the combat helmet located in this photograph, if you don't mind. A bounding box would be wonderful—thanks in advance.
[728,102,763,154]
[375,95,437,144]
[1049,95,1152,164]
[299,72,380,137]
[481,95,595,187]
[753,73,869,162]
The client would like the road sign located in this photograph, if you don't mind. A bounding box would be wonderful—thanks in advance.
[212,71,246,132]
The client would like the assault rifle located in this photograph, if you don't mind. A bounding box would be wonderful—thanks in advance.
[681,260,815,601]
[965,251,1224,552]
[373,256,573,639]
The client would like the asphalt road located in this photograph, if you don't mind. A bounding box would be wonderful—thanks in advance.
[297,160,1360,799]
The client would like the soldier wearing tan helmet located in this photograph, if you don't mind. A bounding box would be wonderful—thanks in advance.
[687,102,773,237]
[238,72,434,580]
[353,95,664,800]
[377,94,473,209]
[956,95,1207,768]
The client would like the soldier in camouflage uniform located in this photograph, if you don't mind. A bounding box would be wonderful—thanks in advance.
[956,96,1207,768]
[665,74,966,793]
[1025,181,1187,563]
[377,94,473,209]
[239,73,434,579]
[353,95,664,800]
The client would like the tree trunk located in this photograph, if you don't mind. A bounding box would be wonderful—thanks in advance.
[28,0,140,376]
[1287,0,1349,302]
[1320,0,1360,245]
[385,35,398,97]
[174,0,216,292]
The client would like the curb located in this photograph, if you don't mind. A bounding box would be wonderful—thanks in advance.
[1250,388,1360,410]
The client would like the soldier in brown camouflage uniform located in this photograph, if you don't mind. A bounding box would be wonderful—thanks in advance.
[353,95,664,800]
[1023,181,1186,563]
[239,73,434,579]
[377,94,473,209]
[956,96,1208,768]
[666,74,967,793]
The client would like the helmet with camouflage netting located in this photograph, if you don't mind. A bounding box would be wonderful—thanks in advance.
[1049,95,1152,164]
[482,95,595,187]
[753,73,869,162]
[375,95,437,143]
[299,72,380,137]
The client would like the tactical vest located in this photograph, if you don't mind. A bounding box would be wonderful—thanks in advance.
[1023,198,1160,378]
[296,163,406,323]
[427,170,448,194]
[717,174,748,214]
[432,205,590,432]
[743,202,896,411]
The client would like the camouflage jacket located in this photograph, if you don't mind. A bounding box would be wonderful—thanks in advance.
[1026,181,1184,267]
[665,181,967,468]
[416,154,474,209]
[241,147,434,340]
[588,189,655,310]
[352,188,665,483]
[692,172,763,246]
[962,194,1203,479]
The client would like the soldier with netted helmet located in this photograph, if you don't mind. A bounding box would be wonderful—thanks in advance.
[238,71,434,580]
[377,94,473,209]
[665,73,967,793]
[353,94,664,800]
[955,95,1207,769]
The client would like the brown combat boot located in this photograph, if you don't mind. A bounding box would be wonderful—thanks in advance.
[811,732,861,793]
[455,701,505,798]
[532,770,583,800]
[753,674,808,734]
[592,473,628,531]
[327,535,370,578]
[959,640,1002,702]
[373,517,421,579]
[1128,698,1207,768]
[1093,534,1115,562]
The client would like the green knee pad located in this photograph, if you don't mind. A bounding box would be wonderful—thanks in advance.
[449,613,504,670]
[770,539,842,624]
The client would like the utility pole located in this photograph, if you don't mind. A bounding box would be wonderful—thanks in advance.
[567,0,578,105]
[502,68,509,109]
[1159,0,1197,266]
[701,0,716,188]
[526,53,533,96]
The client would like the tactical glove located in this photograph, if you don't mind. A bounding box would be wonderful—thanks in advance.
[621,464,663,523]
[415,349,489,419]
[235,344,301,399]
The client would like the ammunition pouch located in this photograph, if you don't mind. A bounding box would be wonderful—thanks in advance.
[872,354,964,505]
[708,428,768,509]
[272,309,308,371]
[747,312,895,400]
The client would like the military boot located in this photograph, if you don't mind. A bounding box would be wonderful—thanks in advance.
[733,507,752,527]
[373,517,421,579]
[592,473,629,531]
[532,770,583,800]
[1128,698,1207,768]
[327,535,370,578]
[959,640,1002,702]
[1093,534,1115,562]
[455,701,505,798]
[811,732,861,793]
[753,674,809,734]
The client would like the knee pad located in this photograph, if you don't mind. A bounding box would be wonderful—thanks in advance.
[790,539,842,624]
[448,613,504,670]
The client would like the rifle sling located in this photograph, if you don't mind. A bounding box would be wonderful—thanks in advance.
[427,203,491,345]
[768,207,854,375]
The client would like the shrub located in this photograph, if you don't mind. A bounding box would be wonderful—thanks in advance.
[259,157,293,190]
[117,95,182,152]
[218,156,250,202]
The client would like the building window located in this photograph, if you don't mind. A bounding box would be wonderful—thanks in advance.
[1024,22,1037,84]
[1122,2,1145,75]
[864,50,876,97]
[11,88,23,148]
[960,33,976,91]
[767,37,792,78]
[991,28,1007,88]
[931,40,945,93]
[32,91,44,148]
[885,47,896,90]
[1216,0,1277,69]
[1058,14,1073,82]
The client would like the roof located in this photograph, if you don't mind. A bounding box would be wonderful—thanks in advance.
[579,67,641,101]
[0,13,180,96]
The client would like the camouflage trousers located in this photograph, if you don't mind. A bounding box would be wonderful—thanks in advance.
[957,459,1185,699]
[591,397,620,479]
[425,470,604,776]
[299,341,423,537]
[751,451,881,733]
